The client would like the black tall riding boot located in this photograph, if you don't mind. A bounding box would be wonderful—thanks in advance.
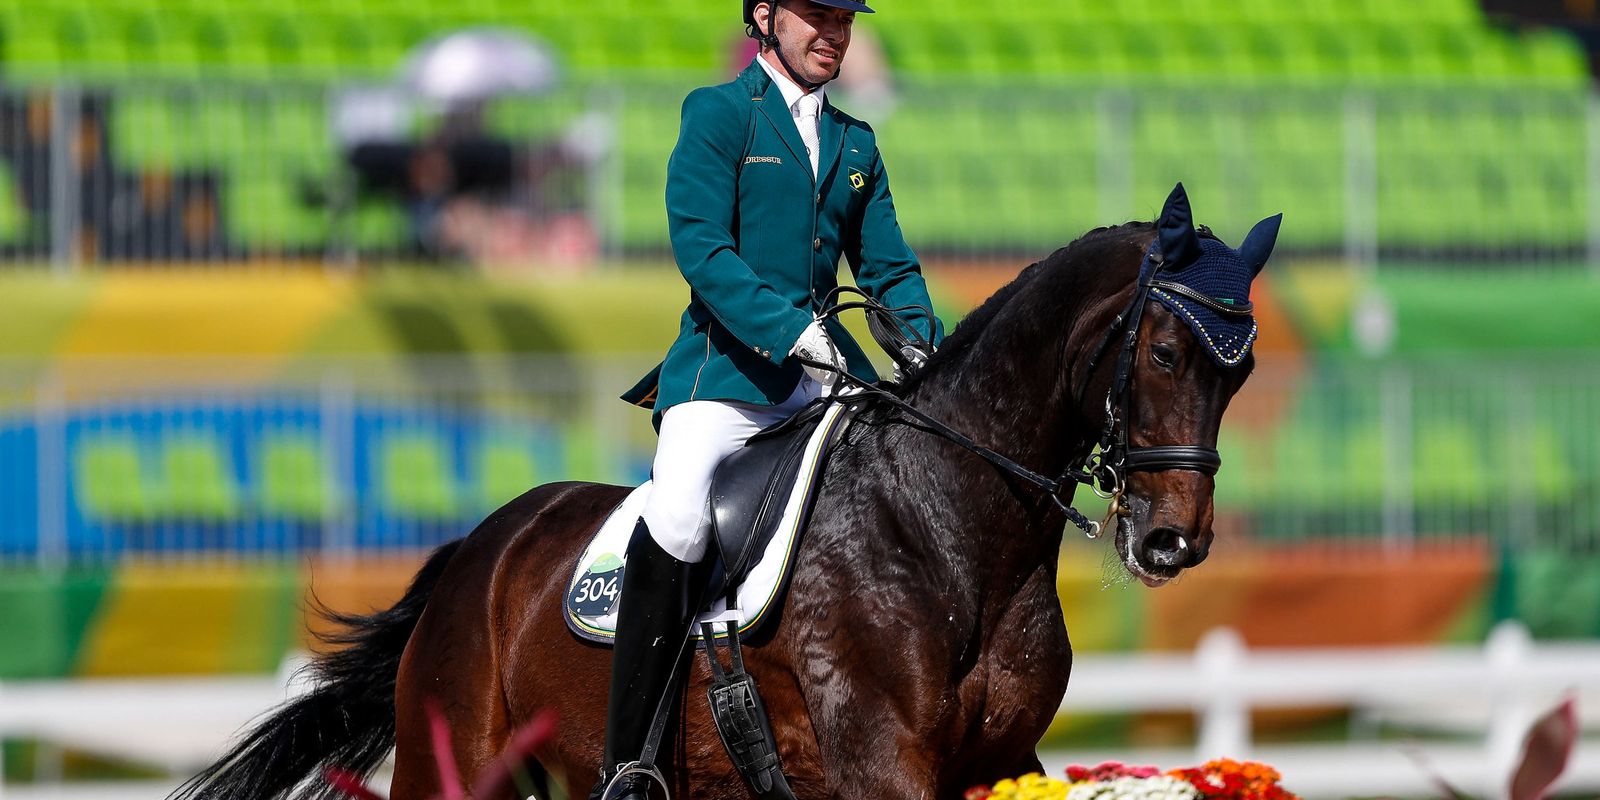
[590,519,701,800]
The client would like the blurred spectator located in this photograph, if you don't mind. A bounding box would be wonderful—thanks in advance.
[0,89,224,262]
[335,29,608,267]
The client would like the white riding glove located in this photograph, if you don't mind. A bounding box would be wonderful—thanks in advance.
[789,320,846,387]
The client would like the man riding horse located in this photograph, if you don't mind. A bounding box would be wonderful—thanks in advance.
[597,0,943,797]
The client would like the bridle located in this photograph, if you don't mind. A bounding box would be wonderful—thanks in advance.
[1059,235,1247,534]
[806,235,1248,538]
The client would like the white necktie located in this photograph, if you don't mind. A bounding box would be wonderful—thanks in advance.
[795,93,819,178]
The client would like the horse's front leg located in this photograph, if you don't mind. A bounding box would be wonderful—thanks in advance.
[813,711,942,800]
[791,621,961,799]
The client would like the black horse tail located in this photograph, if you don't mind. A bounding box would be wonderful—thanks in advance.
[170,539,464,800]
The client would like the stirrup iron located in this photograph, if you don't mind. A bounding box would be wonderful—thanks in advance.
[601,760,669,800]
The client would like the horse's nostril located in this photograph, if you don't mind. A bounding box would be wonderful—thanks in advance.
[1140,527,1192,569]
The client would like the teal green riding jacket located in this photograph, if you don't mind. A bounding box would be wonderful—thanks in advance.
[621,59,944,423]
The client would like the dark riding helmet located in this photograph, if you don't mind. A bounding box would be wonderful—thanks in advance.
[743,0,875,38]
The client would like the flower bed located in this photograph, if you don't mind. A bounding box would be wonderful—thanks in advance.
[966,759,1299,800]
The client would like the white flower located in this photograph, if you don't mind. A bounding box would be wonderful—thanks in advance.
[1065,775,1199,800]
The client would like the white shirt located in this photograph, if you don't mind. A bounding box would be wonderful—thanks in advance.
[755,54,824,177]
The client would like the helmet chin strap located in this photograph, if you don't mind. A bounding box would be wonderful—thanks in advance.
[759,13,837,92]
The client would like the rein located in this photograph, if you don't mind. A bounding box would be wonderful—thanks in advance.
[805,242,1227,538]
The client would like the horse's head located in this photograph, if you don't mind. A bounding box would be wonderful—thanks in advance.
[1077,184,1280,587]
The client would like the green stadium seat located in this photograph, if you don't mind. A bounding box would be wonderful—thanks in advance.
[112,95,189,170]
[266,101,336,175]
[353,13,430,74]
[0,161,28,240]
[380,433,459,519]
[1526,29,1590,88]
[877,23,940,76]
[249,12,308,72]
[61,7,132,77]
[1047,0,1116,26]
[476,439,538,511]
[121,9,202,78]
[5,0,1593,259]
[1343,425,1388,505]
[194,101,253,171]
[227,174,329,250]
[258,436,330,519]
[2,7,77,76]
[205,14,275,76]
[353,200,408,251]
[75,437,149,520]
[1270,423,1338,507]
[162,435,240,519]
[1413,422,1490,503]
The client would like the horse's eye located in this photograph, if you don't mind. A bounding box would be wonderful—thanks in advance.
[1151,343,1177,369]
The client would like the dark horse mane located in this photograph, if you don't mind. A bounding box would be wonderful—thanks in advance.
[895,221,1157,397]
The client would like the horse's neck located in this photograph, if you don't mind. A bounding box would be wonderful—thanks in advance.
[885,288,1101,600]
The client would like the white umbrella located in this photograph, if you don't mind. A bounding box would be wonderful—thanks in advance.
[399,28,561,106]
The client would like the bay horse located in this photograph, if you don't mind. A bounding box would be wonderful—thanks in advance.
[173,187,1277,800]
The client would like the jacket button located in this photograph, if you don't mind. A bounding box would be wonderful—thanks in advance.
[815,193,822,205]
[813,237,822,251]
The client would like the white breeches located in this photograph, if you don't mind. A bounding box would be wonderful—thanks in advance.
[641,377,825,563]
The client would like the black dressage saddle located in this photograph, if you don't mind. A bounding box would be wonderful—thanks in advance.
[703,398,830,601]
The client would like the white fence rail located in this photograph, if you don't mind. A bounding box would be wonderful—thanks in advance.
[1052,621,1600,799]
[1,625,1595,799]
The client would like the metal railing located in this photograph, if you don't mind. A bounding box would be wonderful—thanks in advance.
[1,353,1597,565]
[1215,355,1600,552]
[0,79,1596,269]
[0,80,606,267]
[0,354,656,564]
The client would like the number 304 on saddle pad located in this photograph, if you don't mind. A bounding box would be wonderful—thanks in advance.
[564,401,855,645]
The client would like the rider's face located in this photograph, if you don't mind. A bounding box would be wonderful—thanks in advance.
[755,0,854,86]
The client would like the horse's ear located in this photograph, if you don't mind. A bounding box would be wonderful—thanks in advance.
[1157,183,1203,267]
[1240,213,1283,276]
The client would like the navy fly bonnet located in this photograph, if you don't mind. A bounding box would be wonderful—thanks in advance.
[1144,184,1282,367]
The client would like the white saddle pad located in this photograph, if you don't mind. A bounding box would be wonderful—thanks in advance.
[565,400,856,644]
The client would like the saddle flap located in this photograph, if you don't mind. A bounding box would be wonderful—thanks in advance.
[708,411,825,591]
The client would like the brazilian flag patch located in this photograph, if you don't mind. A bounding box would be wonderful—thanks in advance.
[848,168,867,192]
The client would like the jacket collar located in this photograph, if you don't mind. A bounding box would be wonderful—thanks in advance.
[752,53,826,116]
[742,58,845,188]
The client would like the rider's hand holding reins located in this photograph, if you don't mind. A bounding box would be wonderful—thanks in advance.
[790,319,846,386]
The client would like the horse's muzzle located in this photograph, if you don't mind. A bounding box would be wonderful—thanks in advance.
[1137,525,1208,571]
